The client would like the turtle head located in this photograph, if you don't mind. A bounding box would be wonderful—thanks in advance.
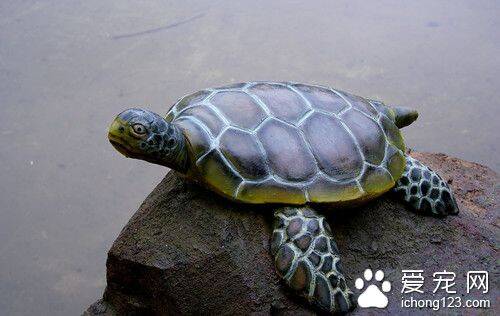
[108,108,188,173]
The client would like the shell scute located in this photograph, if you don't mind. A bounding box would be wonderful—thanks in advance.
[385,144,406,180]
[301,112,363,180]
[257,118,317,182]
[219,127,269,180]
[174,90,210,113]
[340,109,386,165]
[379,115,405,152]
[174,117,211,160]
[307,176,362,203]
[249,83,309,124]
[182,105,225,137]
[368,99,395,120]
[359,164,394,195]
[210,91,266,130]
[237,178,306,204]
[196,150,242,197]
[293,84,348,114]
[340,91,378,117]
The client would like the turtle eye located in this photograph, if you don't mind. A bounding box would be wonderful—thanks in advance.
[132,124,147,135]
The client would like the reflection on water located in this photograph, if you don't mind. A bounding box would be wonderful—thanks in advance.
[0,0,498,314]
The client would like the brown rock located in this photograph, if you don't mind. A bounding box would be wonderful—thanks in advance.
[85,152,498,315]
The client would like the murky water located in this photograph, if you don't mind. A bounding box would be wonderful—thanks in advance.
[0,1,498,314]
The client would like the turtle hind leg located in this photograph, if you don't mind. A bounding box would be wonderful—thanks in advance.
[393,155,459,216]
[271,206,355,314]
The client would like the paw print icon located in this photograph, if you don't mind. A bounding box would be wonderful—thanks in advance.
[355,269,391,308]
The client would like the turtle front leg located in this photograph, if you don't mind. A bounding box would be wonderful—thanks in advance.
[271,206,355,314]
[393,155,459,216]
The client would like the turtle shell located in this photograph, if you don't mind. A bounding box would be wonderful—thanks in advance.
[166,82,406,205]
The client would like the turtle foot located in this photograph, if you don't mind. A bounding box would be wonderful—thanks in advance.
[271,206,355,314]
[394,155,459,216]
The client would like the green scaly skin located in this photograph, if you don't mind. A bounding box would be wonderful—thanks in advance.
[394,156,459,216]
[108,108,188,173]
[271,206,356,313]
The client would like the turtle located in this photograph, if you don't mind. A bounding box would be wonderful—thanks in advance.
[108,81,459,314]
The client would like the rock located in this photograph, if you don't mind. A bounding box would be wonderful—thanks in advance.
[83,299,115,316]
[85,152,498,315]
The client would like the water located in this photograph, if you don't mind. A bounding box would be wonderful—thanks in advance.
[0,1,498,314]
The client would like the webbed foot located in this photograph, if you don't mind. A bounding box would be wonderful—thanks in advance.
[394,155,459,216]
[271,206,355,314]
